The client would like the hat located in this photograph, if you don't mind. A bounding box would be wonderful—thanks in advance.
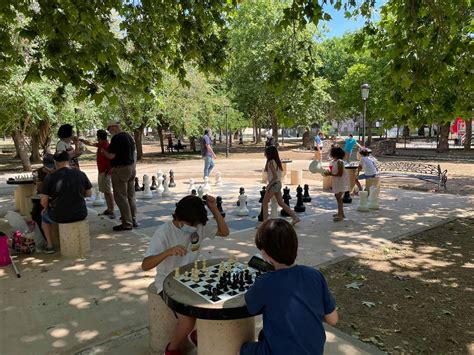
[53,151,70,162]
[107,120,120,129]
[42,153,55,169]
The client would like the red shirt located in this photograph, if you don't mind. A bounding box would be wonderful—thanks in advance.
[97,140,111,174]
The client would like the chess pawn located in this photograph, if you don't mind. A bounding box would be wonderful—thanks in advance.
[215,171,223,186]
[258,186,266,203]
[342,191,352,204]
[281,187,291,217]
[142,174,153,198]
[368,186,380,210]
[357,191,370,212]
[197,186,204,200]
[157,169,163,180]
[150,176,157,190]
[270,197,279,219]
[134,177,141,192]
[157,174,165,195]
[168,170,176,188]
[203,176,211,193]
[162,175,172,197]
[237,194,249,216]
[236,187,245,206]
[216,196,226,218]
[302,184,312,203]
[188,179,195,194]
[93,191,105,206]
[293,185,306,213]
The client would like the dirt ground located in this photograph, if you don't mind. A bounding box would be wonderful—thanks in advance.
[320,217,474,354]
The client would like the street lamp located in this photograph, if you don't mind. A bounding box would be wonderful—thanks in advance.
[224,106,229,158]
[361,83,370,145]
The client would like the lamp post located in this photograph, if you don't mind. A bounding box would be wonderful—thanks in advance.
[361,83,370,146]
[224,106,229,158]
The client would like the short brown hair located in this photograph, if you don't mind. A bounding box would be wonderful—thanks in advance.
[255,219,298,266]
[173,195,208,226]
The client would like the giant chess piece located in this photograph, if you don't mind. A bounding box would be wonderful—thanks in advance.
[203,176,211,193]
[134,177,141,192]
[368,186,380,210]
[294,185,306,213]
[342,191,352,204]
[188,178,195,194]
[258,186,266,222]
[215,171,223,186]
[216,196,226,218]
[168,170,176,188]
[237,194,250,216]
[157,174,165,196]
[302,184,312,203]
[157,169,163,180]
[197,186,204,200]
[281,187,291,217]
[93,191,105,206]
[270,197,279,219]
[150,176,157,190]
[191,189,197,196]
[162,175,172,197]
[142,174,153,199]
[357,191,370,212]
[236,187,245,206]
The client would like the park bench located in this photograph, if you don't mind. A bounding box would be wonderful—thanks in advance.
[376,161,448,191]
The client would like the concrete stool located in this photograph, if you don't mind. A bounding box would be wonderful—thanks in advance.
[323,175,332,190]
[366,177,381,195]
[51,223,61,250]
[58,220,90,258]
[148,283,179,353]
[290,170,303,186]
[196,317,255,355]
[18,185,36,216]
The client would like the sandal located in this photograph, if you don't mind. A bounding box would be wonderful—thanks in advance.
[291,217,301,226]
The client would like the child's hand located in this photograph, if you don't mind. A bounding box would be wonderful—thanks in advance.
[206,195,218,210]
[167,245,187,257]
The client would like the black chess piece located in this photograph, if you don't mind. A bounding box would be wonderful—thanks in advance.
[211,288,219,302]
[294,185,306,213]
[191,189,197,196]
[258,186,266,203]
[134,177,141,192]
[150,176,157,190]
[168,169,176,188]
[236,187,246,206]
[281,186,292,217]
[217,196,226,218]
[342,191,352,204]
[302,184,312,203]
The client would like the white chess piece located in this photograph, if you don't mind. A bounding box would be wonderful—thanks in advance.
[270,197,279,219]
[157,169,163,179]
[197,186,204,199]
[162,176,172,197]
[357,191,370,212]
[215,171,223,186]
[188,179,195,194]
[203,176,211,193]
[93,191,105,206]
[142,174,153,199]
[368,186,380,210]
[237,194,249,216]
[156,174,164,196]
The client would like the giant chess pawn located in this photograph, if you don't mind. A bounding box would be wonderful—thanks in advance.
[259,186,266,203]
[93,191,105,206]
[157,169,163,180]
[342,191,352,204]
[270,197,279,219]
[368,186,380,210]
[134,177,141,192]
[150,176,157,190]
[216,196,226,218]
[237,194,250,216]
[197,186,204,200]
[302,184,312,203]
[236,187,245,206]
[203,176,211,193]
[357,191,370,212]
[142,174,153,199]
[281,187,291,217]
[157,174,165,195]
[188,178,195,194]
[168,170,176,188]
[162,175,172,197]
[215,171,223,186]
[293,185,306,213]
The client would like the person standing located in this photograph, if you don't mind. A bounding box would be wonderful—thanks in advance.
[201,128,216,179]
[314,132,324,163]
[343,133,361,162]
[56,124,82,169]
[101,121,137,231]
[81,130,115,218]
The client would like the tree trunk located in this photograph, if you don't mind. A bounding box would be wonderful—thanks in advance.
[12,130,32,171]
[219,129,222,143]
[270,110,278,145]
[30,133,41,163]
[257,128,261,143]
[428,124,432,138]
[463,118,472,151]
[436,122,450,153]
[156,124,165,153]
[367,123,373,146]
[133,126,144,161]
[190,137,196,151]
[229,132,232,147]
[396,126,400,140]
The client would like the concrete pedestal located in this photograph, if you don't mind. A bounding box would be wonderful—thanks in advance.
[290,170,303,186]
[323,175,332,190]
[347,169,357,192]
[148,283,178,353]
[281,162,290,184]
[51,224,61,249]
[366,177,381,195]
[58,220,90,258]
[196,317,255,355]
[17,185,36,216]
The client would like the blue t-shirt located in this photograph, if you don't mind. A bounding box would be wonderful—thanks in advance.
[244,265,336,355]
[344,137,357,152]
[314,135,322,147]
[201,135,212,157]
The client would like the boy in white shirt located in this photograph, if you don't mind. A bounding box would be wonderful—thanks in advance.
[354,149,378,194]
[142,195,229,355]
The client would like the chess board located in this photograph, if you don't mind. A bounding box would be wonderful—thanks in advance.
[174,260,262,304]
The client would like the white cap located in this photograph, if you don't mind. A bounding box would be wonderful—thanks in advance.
[107,120,120,129]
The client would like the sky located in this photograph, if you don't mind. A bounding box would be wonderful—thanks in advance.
[322,0,387,38]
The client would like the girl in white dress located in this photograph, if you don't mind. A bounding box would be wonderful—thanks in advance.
[327,147,349,221]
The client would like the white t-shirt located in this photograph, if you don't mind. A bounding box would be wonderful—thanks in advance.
[361,156,377,176]
[266,160,282,182]
[144,221,218,293]
[56,140,72,152]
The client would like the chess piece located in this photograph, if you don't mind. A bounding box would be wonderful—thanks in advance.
[368,186,380,210]
[162,175,172,197]
[215,171,223,186]
[150,176,157,190]
[258,186,266,203]
[217,196,226,218]
[293,185,306,213]
[191,189,197,196]
[93,191,105,206]
[197,186,204,200]
[188,178,195,194]
[357,191,370,212]
[142,175,153,199]
[134,177,141,192]
[168,170,176,187]
[157,169,163,180]
[203,176,211,193]
[236,187,245,206]
[281,187,291,217]
[237,194,249,216]
[157,174,164,195]
[302,184,312,203]
[270,197,279,219]
[342,191,352,204]
[174,267,180,278]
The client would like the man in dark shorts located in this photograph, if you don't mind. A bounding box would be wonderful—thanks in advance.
[40,151,92,254]
[101,121,137,231]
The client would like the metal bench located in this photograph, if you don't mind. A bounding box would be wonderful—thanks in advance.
[376,161,448,191]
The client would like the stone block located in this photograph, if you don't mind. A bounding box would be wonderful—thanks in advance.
[58,219,90,258]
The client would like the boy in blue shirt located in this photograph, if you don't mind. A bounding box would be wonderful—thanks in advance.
[241,219,338,355]
[344,133,361,162]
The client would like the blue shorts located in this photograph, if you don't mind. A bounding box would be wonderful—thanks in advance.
[41,210,55,224]
[357,174,376,180]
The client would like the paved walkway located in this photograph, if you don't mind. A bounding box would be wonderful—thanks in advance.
[1,161,473,354]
